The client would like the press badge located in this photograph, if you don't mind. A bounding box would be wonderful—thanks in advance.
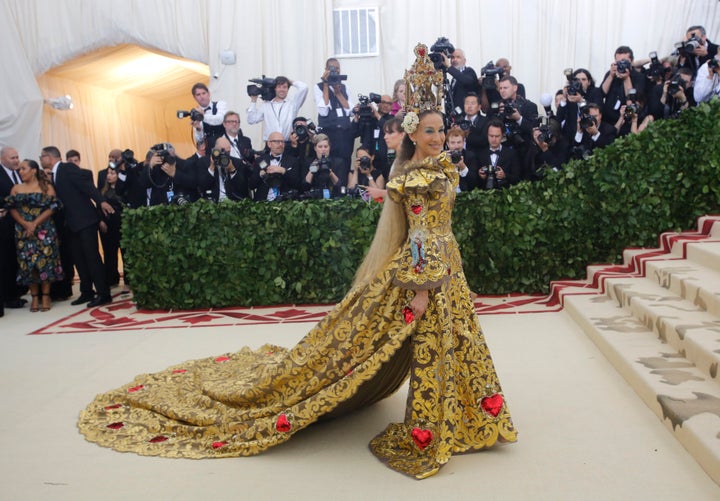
[166,190,174,202]
[336,108,344,118]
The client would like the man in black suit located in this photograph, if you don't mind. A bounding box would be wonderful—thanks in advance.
[477,120,521,190]
[198,136,250,202]
[0,146,27,313]
[460,92,489,158]
[143,143,199,206]
[249,132,300,201]
[600,46,646,128]
[40,146,114,307]
[445,127,479,192]
[677,25,719,76]
[221,111,253,161]
[570,103,617,159]
[97,149,122,191]
[442,48,480,112]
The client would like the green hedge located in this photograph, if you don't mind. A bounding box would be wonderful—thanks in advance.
[124,100,720,310]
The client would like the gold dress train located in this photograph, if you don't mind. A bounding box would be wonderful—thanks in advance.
[78,154,517,479]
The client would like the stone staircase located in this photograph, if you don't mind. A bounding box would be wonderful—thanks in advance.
[554,215,720,486]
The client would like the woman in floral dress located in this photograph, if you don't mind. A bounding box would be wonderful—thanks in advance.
[5,159,63,311]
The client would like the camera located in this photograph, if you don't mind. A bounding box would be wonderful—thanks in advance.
[570,145,593,161]
[171,193,192,206]
[309,155,331,174]
[579,113,597,131]
[428,37,455,70]
[709,57,720,71]
[211,147,231,168]
[616,59,632,74]
[646,51,666,79]
[480,165,497,189]
[451,106,471,130]
[449,150,463,164]
[680,35,703,55]
[537,123,554,145]
[247,75,277,101]
[503,100,516,116]
[258,159,283,189]
[150,143,176,165]
[358,156,372,171]
[667,77,686,96]
[480,61,505,90]
[176,109,204,122]
[357,93,382,120]
[327,65,347,85]
[624,103,640,120]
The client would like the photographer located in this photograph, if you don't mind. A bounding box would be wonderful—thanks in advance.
[677,25,719,76]
[457,92,489,158]
[492,76,539,159]
[189,83,228,150]
[247,76,308,141]
[221,111,254,161]
[97,149,122,191]
[694,56,720,104]
[286,116,317,176]
[601,46,646,128]
[654,69,694,118]
[525,119,569,181]
[557,69,603,141]
[144,143,199,206]
[614,92,653,137]
[302,134,342,198]
[347,145,384,192]
[116,149,150,209]
[248,132,300,201]
[197,136,250,202]
[477,121,521,189]
[315,58,355,174]
[445,128,479,192]
[98,167,126,289]
[570,103,617,159]
[441,48,480,113]
[353,93,393,180]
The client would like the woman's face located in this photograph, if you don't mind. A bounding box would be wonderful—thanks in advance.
[106,168,118,184]
[396,85,405,102]
[384,127,405,150]
[18,161,35,183]
[409,113,445,159]
[314,140,330,158]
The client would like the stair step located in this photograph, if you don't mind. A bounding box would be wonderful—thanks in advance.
[601,275,720,382]
[564,293,720,486]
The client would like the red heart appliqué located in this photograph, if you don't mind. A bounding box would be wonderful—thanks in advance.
[215,356,230,363]
[103,404,122,410]
[411,427,433,450]
[149,435,168,443]
[127,385,144,393]
[172,369,187,374]
[212,441,227,449]
[411,204,422,214]
[276,414,292,433]
[481,394,504,417]
[106,422,124,430]
[402,306,415,324]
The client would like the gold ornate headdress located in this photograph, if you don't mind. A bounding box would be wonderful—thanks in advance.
[401,43,445,133]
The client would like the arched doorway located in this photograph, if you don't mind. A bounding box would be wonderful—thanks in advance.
[38,44,208,174]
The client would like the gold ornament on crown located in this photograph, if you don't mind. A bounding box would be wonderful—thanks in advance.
[403,43,445,114]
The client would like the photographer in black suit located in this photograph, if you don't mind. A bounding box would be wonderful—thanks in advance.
[315,58,356,173]
[198,136,250,202]
[445,127,479,192]
[41,146,114,307]
[476,121,521,189]
[249,132,300,201]
[144,143,199,206]
[569,103,617,160]
[441,48,480,112]
[601,46,646,128]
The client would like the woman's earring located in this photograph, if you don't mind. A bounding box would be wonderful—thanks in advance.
[413,141,416,146]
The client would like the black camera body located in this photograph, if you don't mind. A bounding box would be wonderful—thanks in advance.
[327,66,347,85]
[151,143,176,165]
[579,114,597,131]
[429,37,455,70]
[667,77,686,96]
[682,35,703,54]
[211,147,232,168]
[310,155,331,174]
[481,61,505,90]
[449,150,463,164]
[616,59,632,74]
[537,124,554,144]
[357,93,382,120]
[480,165,497,189]
[567,79,584,96]
[358,156,372,171]
[176,109,205,122]
[247,76,277,101]
[120,149,138,169]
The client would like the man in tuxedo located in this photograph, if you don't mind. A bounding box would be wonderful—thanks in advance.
[570,103,617,159]
[0,146,27,313]
[198,136,250,202]
[222,111,253,161]
[477,121,521,190]
[441,48,480,112]
[144,144,199,206]
[677,25,719,76]
[445,128,479,192]
[460,92,489,157]
[600,46,646,128]
[249,132,300,201]
[40,146,114,307]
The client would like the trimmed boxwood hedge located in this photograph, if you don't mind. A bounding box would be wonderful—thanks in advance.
[123,99,720,310]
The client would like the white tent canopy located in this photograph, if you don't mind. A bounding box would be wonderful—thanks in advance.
[1,0,718,173]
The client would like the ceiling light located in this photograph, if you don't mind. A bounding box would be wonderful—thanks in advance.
[45,95,73,110]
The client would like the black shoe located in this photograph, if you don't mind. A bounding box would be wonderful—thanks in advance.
[71,294,96,306]
[5,298,27,309]
[87,295,112,308]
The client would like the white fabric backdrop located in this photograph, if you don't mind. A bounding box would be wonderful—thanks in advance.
[1,0,719,174]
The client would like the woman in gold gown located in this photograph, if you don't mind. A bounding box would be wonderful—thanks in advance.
[78,45,517,479]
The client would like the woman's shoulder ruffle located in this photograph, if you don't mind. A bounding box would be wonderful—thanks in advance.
[387,153,453,198]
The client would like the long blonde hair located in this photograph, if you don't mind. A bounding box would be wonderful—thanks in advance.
[352,110,442,287]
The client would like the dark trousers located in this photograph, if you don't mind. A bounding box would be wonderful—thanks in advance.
[69,224,108,297]
[100,228,121,286]
[50,227,75,298]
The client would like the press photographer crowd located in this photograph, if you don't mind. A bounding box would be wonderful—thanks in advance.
[1,24,719,315]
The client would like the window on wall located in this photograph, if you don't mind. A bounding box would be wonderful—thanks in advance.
[333,7,379,57]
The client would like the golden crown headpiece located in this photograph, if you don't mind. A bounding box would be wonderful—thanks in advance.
[403,43,445,115]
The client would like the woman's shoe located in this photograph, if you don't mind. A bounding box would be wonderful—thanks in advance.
[30,294,40,313]
[41,294,52,312]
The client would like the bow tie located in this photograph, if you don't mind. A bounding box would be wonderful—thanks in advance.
[271,156,282,162]
[490,149,501,154]
[204,106,211,111]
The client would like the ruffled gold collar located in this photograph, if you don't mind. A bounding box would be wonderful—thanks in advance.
[405,152,454,174]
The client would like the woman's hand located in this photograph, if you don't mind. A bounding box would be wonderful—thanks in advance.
[409,289,429,319]
[23,221,37,238]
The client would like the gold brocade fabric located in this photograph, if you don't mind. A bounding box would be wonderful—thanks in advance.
[77,153,517,479]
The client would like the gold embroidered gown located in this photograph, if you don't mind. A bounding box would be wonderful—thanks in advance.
[78,153,517,479]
